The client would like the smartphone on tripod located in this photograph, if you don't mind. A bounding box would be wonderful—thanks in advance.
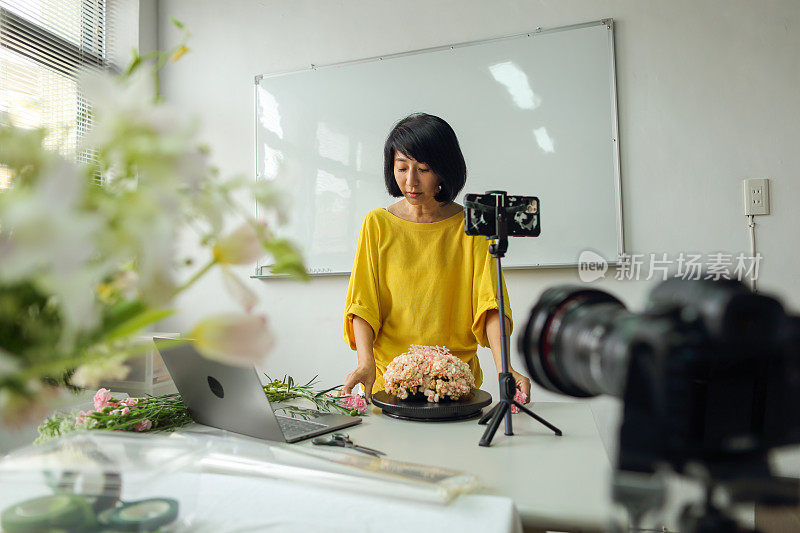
[462,191,560,446]
[463,193,541,237]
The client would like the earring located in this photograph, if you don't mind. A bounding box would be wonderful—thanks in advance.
[438,184,442,192]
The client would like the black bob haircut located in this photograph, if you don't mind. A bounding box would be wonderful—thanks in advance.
[383,113,467,204]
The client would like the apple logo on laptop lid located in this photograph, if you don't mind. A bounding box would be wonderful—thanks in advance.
[207,375,225,399]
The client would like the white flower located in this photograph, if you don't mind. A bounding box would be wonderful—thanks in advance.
[70,356,130,388]
[0,158,106,333]
[191,313,273,366]
[213,222,264,265]
[0,349,19,380]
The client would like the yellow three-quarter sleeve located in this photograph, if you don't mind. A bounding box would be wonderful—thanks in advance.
[343,216,382,349]
[471,237,513,347]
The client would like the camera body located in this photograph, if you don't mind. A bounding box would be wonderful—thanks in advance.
[617,281,800,475]
[520,278,800,526]
[463,192,540,238]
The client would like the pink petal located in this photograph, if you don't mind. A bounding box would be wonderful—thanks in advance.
[134,419,152,432]
[511,390,528,414]
[93,388,111,411]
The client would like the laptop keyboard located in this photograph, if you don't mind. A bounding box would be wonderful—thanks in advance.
[276,415,326,439]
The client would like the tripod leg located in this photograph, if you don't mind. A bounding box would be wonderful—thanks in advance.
[514,402,563,436]
[479,402,510,447]
[478,402,501,425]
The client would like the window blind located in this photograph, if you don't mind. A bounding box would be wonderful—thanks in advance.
[0,0,114,188]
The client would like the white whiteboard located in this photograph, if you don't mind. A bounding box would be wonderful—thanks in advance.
[255,20,623,276]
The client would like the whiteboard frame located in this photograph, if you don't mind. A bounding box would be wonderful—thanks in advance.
[253,18,624,278]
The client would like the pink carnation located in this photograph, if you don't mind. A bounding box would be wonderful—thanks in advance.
[511,390,529,414]
[123,398,139,407]
[134,419,153,432]
[340,395,368,414]
[120,407,130,415]
[93,388,112,411]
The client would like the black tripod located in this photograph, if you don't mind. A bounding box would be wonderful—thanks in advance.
[477,191,562,446]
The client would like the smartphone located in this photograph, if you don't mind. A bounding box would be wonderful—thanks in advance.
[463,193,540,237]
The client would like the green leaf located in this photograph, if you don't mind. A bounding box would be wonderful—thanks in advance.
[125,48,142,77]
[269,261,309,281]
[102,300,147,331]
[103,308,175,343]
[263,239,308,280]
[170,17,185,29]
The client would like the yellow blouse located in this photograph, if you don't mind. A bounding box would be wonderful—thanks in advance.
[343,207,512,393]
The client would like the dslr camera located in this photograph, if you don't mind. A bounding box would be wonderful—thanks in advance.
[519,278,800,531]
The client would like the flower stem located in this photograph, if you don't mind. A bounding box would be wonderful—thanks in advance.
[175,258,216,295]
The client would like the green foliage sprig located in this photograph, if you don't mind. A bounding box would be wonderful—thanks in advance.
[263,375,361,416]
[36,377,362,443]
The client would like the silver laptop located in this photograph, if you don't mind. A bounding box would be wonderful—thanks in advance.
[155,339,361,443]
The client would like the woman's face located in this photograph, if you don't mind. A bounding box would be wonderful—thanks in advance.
[393,152,439,206]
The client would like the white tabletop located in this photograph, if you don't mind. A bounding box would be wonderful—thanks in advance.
[301,401,613,532]
[191,472,521,533]
[0,402,611,532]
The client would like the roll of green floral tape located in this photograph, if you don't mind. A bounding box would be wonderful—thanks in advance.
[96,506,118,528]
[107,498,179,531]
[0,494,94,532]
[52,469,122,513]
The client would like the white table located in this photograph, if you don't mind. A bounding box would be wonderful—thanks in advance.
[182,400,612,531]
[0,401,611,532]
[190,472,521,533]
[298,401,613,532]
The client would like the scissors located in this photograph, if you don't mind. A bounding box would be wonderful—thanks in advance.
[312,433,386,457]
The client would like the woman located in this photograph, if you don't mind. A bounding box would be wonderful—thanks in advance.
[342,113,531,403]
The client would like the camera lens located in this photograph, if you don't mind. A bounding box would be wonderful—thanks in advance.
[518,286,635,398]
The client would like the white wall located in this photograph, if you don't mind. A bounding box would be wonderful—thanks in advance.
[155,0,800,459]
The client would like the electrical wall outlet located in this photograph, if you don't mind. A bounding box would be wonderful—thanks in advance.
[743,178,770,216]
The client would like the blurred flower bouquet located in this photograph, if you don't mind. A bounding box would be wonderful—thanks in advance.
[0,30,306,425]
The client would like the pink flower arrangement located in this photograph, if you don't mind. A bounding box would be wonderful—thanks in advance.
[384,345,474,402]
[340,394,368,414]
[511,390,529,414]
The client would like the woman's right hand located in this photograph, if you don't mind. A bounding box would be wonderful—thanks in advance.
[342,364,376,402]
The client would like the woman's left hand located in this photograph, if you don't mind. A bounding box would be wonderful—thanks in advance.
[510,369,531,403]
